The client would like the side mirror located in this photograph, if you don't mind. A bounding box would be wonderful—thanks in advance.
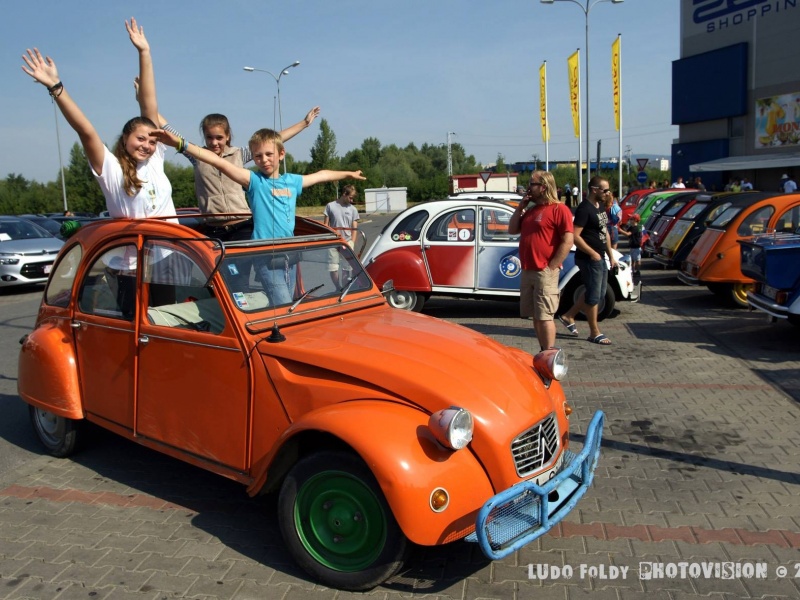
[381,279,395,296]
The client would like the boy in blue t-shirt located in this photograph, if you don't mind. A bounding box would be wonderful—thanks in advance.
[154,127,365,304]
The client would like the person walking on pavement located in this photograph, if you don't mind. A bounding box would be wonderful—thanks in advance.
[781,174,797,194]
[559,175,618,346]
[509,171,574,351]
[323,185,360,286]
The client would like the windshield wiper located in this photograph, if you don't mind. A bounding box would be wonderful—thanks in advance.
[288,284,324,313]
[338,265,366,302]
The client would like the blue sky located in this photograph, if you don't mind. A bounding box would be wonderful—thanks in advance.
[2,1,679,183]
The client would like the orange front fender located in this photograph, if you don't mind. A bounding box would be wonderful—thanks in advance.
[18,319,84,420]
[265,401,494,546]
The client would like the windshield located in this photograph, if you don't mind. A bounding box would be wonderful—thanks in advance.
[0,219,53,241]
[220,242,373,313]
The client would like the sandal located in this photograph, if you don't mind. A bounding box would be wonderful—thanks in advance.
[588,334,612,345]
[558,315,579,337]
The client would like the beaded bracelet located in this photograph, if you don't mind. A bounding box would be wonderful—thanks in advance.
[47,81,63,98]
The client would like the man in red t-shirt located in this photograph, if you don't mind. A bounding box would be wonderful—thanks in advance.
[509,171,574,351]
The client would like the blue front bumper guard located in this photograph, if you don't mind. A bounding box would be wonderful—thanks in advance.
[466,410,605,559]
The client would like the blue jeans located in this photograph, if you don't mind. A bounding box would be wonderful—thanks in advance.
[258,260,297,307]
[575,257,607,306]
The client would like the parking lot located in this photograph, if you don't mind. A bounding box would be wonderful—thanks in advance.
[0,231,798,599]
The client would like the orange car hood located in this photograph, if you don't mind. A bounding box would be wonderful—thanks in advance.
[257,306,558,430]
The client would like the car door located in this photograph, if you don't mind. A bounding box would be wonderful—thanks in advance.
[422,207,476,289]
[73,242,139,430]
[476,205,521,291]
[135,240,250,471]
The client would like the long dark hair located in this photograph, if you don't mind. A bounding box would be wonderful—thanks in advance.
[112,116,158,197]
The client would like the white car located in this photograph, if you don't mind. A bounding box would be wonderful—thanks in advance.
[0,216,64,287]
[362,198,640,318]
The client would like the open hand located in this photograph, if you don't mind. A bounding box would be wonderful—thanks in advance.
[125,17,149,53]
[305,106,321,126]
[151,128,179,148]
[21,48,59,88]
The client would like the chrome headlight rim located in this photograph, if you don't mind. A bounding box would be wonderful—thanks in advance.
[428,406,474,450]
[533,347,567,381]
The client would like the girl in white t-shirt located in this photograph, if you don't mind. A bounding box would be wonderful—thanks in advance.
[21,18,176,219]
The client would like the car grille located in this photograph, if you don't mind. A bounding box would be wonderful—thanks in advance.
[20,261,54,279]
[511,413,559,477]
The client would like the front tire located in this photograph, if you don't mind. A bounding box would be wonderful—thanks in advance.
[278,451,409,591]
[29,405,79,458]
[386,289,425,312]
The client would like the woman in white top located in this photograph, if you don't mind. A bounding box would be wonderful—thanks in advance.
[21,18,175,219]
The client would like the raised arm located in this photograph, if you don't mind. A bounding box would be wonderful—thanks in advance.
[133,76,166,127]
[279,106,320,143]
[302,169,366,189]
[21,48,105,175]
[152,128,251,188]
[126,18,158,125]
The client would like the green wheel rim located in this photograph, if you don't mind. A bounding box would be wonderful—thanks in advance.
[294,471,387,572]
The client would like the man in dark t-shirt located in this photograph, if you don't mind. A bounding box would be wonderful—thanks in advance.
[559,176,618,345]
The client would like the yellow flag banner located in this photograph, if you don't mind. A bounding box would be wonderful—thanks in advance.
[612,36,621,131]
[567,50,580,138]
[539,62,549,142]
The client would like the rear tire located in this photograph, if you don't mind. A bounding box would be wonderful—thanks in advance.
[29,405,79,458]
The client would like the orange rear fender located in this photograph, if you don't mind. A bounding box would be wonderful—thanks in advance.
[272,400,494,546]
[18,320,84,420]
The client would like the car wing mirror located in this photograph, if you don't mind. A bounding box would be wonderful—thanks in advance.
[381,279,395,296]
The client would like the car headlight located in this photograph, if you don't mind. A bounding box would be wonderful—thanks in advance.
[428,407,473,450]
[0,258,20,265]
[533,347,567,382]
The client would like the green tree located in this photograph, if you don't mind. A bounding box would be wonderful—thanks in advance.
[495,153,507,173]
[302,119,340,206]
[63,143,105,214]
[360,137,382,168]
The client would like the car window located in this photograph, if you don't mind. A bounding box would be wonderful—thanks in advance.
[774,205,800,233]
[737,206,774,236]
[426,209,475,242]
[0,218,52,241]
[222,243,371,313]
[709,206,742,228]
[705,202,732,224]
[142,242,226,334]
[77,245,138,320]
[682,202,708,220]
[664,201,687,216]
[390,210,428,242]
[481,208,519,242]
[45,244,83,308]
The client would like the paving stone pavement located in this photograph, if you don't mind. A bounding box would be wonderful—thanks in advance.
[1,261,799,599]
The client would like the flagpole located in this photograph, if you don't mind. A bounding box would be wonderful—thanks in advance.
[540,61,550,171]
[617,34,623,199]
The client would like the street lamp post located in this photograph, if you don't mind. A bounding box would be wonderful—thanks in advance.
[53,100,68,213]
[243,61,301,173]
[540,0,623,191]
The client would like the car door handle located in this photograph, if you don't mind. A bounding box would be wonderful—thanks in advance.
[70,322,81,329]
[138,335,150,345]
[422,244,430,250]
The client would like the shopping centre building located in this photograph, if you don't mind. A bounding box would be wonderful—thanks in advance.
[674,0,800,192]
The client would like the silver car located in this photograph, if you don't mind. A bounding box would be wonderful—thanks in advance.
[0,216,64,287]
